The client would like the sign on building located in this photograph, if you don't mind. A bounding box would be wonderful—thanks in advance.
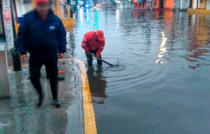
[2,0,14,50]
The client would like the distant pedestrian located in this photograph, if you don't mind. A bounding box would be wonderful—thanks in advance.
[81,30,105,67]
[17,0,66,108]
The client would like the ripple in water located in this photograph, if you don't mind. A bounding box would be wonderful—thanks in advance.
[69,9,210,134]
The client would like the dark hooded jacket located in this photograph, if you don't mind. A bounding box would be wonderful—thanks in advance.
[17,10,66,55]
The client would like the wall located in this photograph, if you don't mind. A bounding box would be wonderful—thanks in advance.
[200,0,206,8]
[175,0,181,8]
[180,0,190,9]
[154,0,160,9]
[192,0,197,9]
[206,0,210,9]
[16,0,33,17]
[190,0,210,9]
[133,0,138,3]
[133,1,147,8]
[153,0,175,9]
[0,5,3,34]
[164,0,175,9]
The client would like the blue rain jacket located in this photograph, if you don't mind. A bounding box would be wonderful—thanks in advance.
[17,10,66,55]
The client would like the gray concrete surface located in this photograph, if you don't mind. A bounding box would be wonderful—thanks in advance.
[0,60,84,134]
[0,51,10,97]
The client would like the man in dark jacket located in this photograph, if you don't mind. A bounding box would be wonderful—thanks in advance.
[17,0,66,108]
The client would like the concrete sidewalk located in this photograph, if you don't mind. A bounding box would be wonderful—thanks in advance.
[0,60,84,134]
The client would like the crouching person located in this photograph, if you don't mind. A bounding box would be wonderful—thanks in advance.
[81,30,105,67]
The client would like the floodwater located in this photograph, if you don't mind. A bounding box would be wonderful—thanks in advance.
[70,9,210,134]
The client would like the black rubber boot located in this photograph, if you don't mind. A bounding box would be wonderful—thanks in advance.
[47,76,65,81]
[53,98,62,108]
[58,76,65,81]
[87,59,93,67]
[37,95,44,108]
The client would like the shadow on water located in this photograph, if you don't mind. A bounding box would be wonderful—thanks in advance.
[87,67,108,104]
[72,9,210,134]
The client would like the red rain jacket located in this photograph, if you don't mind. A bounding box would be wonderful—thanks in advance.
[81,31,105,56]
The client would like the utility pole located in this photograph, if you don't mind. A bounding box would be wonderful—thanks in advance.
[0,0,15,97]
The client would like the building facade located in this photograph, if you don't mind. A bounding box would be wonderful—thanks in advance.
[191,0,210,9]
[133,0,175,10]
[174,0,191,10]
[188,0,210,13]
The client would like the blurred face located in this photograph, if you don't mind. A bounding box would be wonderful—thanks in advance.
[36,2,50,16]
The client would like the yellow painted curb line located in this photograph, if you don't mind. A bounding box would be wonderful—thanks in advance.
[60,58,97,134]
[8,58,97,134]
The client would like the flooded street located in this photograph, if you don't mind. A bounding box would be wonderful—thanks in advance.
[71,9,210,134]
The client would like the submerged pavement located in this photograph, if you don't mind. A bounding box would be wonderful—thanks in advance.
[72,9,210,134]
[0,60,86,134]
[3,9,210,134]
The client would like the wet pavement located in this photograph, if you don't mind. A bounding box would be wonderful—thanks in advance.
[2,9,210,134]
[72,9,210,134]
[0,60,84,134]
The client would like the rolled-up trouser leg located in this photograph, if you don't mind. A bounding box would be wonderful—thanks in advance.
[44,55,58,100]
[29,55,43,98]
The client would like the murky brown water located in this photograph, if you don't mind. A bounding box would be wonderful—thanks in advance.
[69,9,210,134]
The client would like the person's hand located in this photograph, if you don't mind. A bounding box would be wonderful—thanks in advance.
[94,55,100,59]
[85,51,91,56]
[20,54,27,62]
[59,53,64,59]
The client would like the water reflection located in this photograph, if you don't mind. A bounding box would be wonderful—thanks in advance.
[187,14,210,69]
[156,31,167,64]
[73,10,210,134]
[87,67,107,104]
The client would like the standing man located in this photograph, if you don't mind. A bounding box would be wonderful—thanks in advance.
[17,0,66,108]
[81,30,105,67]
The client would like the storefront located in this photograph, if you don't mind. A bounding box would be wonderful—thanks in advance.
[133,0,175,10]
[14,0,70,23]
[190,0,210,9]
[133,0,147,9]
[175,0,191,10]
[147,0,175,10]
[188,0,210,13]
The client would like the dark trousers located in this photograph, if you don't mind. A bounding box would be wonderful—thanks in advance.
[86,50,102,66]
[29,53,58,100]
